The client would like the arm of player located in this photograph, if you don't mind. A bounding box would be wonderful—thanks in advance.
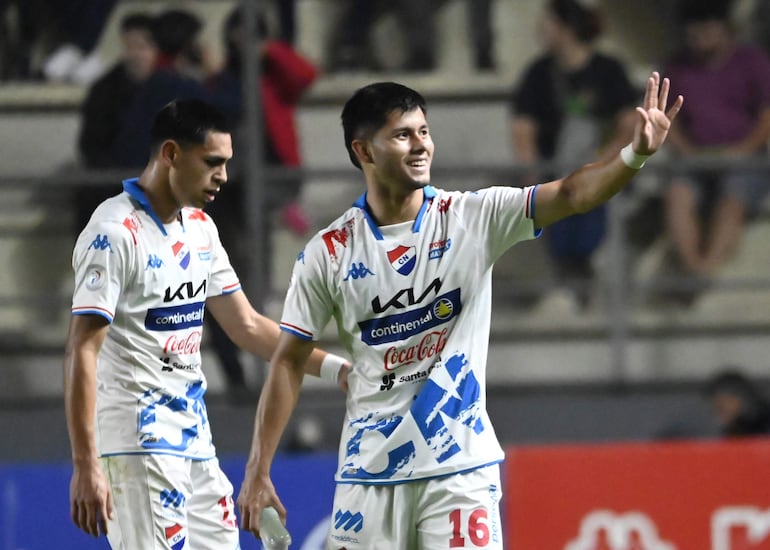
[533,72,684,229]
[206,290,348,386]
[63,314,114,537]
[237,331,314,539]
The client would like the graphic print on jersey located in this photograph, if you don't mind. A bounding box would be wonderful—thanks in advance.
[138,380,208,452]
[341,352,485,480]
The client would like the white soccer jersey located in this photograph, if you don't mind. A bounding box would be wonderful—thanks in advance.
[281,185,539,484]
[71,178,240,460]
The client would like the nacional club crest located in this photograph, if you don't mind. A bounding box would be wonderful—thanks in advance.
[171,241,191,270]
[387,245,416,276]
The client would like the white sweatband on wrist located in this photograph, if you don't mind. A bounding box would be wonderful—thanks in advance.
[620,144,651,169]
[320,353,346,384]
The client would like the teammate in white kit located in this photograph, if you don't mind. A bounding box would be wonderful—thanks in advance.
[238,74,683,548]
[63,98,348,548]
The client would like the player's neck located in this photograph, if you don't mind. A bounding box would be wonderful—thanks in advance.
[138,167,182,224]
[365,186,424,226]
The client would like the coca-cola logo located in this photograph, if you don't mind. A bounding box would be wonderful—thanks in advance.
[163,330,202,355]
[383,328,448,371]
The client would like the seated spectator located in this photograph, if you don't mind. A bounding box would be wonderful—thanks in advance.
[329,0,494,72]
[662,0,770,297]
[75,12,158,232]
[509,0,638,308]
[705,369,770,437]
[205,6,318,393]
[41,0,119,85]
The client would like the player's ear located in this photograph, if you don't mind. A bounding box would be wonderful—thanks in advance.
[159,140,179,166]
[351,139,373,166]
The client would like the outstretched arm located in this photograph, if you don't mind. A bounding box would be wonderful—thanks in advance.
[533,72,684,228]
[237,331,314,539]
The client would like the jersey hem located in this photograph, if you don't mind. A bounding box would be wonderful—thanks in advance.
[99,450,217,461]
[334,459,503,486]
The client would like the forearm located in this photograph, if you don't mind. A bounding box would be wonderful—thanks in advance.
[564,152,639,212]
[245,358,304,477]
[63,349,99,466]
[731,110,770,154]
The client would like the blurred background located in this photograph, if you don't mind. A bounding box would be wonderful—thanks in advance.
[1,0,770,547]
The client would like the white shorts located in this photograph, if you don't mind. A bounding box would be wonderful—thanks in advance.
[100,454,240,550]
[327,464,503,550]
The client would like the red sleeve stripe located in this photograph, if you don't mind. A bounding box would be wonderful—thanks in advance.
[279,322,314,340]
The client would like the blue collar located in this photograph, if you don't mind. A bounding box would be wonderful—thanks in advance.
[352,186,438,240]
[123,178,173,236]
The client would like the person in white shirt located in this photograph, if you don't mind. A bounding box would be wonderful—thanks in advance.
[63,98,348,548]
[238,74,682,549]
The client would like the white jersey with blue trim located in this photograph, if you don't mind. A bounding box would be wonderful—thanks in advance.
[281,185,539,483]
[71,178,241,460]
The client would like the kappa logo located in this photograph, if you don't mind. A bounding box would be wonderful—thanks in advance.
[88,234,112,252]
[344,262,375,281]
[566,511,676,550]
[387,245,416,276]
[160,488,186,509]
[171,241,191,270]
[146,254,164,269]
[713,507,770,550]
[334,510,364,533]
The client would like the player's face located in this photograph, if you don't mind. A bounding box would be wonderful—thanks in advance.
[170,130,232,209]
[368,107,433,191]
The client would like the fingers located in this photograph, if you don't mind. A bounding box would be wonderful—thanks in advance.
[658,77,670,112]
[98,490,113,536]
[644,72,660,110]
[666,94,685,121]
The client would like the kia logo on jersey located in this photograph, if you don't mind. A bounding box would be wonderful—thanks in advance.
[171,241,191,270]
[387,245,416,275]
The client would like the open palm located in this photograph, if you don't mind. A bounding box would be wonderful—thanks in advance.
[632,71,684,155]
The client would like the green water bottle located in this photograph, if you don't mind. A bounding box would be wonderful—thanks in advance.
[260,506,292,550]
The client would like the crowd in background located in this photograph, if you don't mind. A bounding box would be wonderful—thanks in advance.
[0,0,769,391]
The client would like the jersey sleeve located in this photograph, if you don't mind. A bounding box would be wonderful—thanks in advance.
[460,186,541,263]
[205,219,241,297]
[71,220,135,323]
[279,239,335,341]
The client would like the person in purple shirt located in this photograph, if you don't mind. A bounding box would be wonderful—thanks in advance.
[663,0,770,295]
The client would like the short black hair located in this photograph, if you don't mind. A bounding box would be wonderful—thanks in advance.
[150,98,230,153]
[153,9,202,56]
[120,12,154,34]
[679,0,732,24]
[548,0,602,43]
[341,82,427,170]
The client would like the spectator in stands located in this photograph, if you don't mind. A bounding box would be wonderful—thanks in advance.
[662,0,770,294]
[107,8,211,169]
[205,6,318,394]
[509,0,638,308]
[74,12,158,232]
[705,369,770,437]
[41,0,119,85]
[330,0,494,72]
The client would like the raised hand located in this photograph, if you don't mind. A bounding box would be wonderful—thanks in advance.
[632,71,684,155]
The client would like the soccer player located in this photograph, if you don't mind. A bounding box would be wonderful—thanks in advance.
[63,98,348,548]
[238,73,682,548]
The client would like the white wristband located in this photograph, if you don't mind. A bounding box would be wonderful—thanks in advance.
[620,144,651,169]
[320,353,346,384]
